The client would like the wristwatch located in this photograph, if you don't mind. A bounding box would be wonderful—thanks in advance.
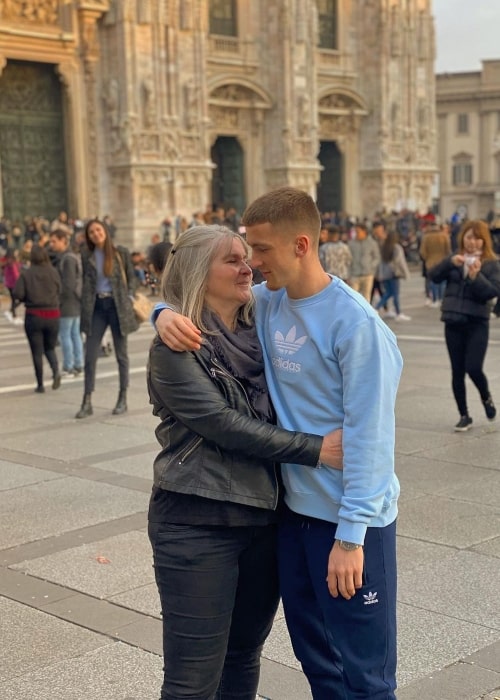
[336,540,362,551]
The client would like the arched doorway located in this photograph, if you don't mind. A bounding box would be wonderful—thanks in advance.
[317,141,343,214]
[211,136,245,215]
[0,60,67,223]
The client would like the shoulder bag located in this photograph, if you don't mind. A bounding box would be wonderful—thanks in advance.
[116,251,153,324]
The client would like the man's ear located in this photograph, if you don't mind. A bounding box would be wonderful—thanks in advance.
[295,235,310,257]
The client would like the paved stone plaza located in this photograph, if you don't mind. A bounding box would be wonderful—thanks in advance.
[1,274,499,699]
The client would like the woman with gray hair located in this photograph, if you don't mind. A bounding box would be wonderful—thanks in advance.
[147,225,342,700]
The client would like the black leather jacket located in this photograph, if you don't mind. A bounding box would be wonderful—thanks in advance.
[147,335,322,510]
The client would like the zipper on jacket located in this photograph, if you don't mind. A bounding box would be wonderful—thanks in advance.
[210,357,279,511]
[209,359,259,419]
[178,435,203,464]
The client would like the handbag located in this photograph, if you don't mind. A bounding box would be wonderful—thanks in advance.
[116,251,153,324]
[131,291,153,323]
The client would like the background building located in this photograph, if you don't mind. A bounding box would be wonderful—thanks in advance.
[0,0,437,247]
[436,60,500,221]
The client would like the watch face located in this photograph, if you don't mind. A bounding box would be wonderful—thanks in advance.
[339,540,360,551]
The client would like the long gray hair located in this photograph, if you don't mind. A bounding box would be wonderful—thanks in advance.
[161,225,254,333]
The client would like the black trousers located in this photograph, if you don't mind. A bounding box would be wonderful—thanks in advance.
[8,287,19,316]
[148,521,279,700]
[445,320,490,416]
[24,314,59,388]
[83,296,129,394]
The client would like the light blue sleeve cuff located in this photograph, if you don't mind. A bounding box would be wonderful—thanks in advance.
[334,520,367,546]
[151,301,171,326]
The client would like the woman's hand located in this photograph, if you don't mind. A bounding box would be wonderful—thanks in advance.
[156,309,202,350]
[467,258,481,280]
[319,429,343,469]
[451,254,465,267]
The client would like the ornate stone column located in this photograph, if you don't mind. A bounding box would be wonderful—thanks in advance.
[56,61,89,218]
[77,1,110,216]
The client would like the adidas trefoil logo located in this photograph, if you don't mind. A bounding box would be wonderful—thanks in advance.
[274,326,307,356]
[363,591,379,605]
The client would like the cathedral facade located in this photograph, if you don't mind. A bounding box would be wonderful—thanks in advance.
[0,0,437,246]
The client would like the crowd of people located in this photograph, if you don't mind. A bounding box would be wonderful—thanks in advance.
[0,213,170,414]
[1,192,500,699]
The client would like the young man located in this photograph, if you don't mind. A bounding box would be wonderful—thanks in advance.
[155,187,403,699]
[319,224,353,281]
[348,222,381,301]
[49,229,84,376]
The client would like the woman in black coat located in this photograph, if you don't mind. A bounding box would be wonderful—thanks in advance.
[13,245,61,393]
[76,218,138,418]
[429,220,500,431]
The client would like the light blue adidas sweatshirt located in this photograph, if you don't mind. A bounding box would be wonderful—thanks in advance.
[153,276,402,544]
[252,276,403,545]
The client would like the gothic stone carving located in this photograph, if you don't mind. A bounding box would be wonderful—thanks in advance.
[212,85,255,104]
[1,0,59,24]
[319,114,356,139]
[161,130,180,161]
[102,78,122,153]
[320,94,357,111]
[184,82,198,131]
[210,106,239,131]
[141,77,157,128]
[360,175,383,216]
[297,95,310,138]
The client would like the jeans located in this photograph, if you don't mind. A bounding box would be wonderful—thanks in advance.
[279,510,397,700]
[24,314,59,387]
[376,278,401,315]
[445,320,490,416]
[83,296,129,394]
[59,316,84,371]
[148,521,279,700]
[430,280,446,303]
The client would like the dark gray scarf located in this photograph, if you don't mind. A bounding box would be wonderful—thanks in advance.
[203,311,272,422]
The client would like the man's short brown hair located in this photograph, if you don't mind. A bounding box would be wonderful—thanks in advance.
[242,186,321,238]
[50,228,69,241]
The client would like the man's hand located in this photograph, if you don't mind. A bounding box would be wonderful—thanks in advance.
[319,429,343,469]
[156,309,202,351]
[326,541,363,600]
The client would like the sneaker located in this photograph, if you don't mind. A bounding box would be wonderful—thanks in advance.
[454,415,473,432]
[52,374,61,390]
[13,317,23,325]
[34,385,45,394]
[4,310,13,323]
[73,367,83,376]
[424,298,433,307]
[430,301,441,309]
[61,369,74,378]
[395,313,411,321]
[383,310,397,319]
[482,397,496,421]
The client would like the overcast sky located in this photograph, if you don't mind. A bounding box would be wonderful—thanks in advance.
[433,0,500,73]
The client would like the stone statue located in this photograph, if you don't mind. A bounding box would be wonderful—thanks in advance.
[102,78,120,129]
[184,81,198,130]
[142,77,156,128]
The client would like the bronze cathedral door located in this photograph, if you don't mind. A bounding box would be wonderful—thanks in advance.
[0,60,67,224]
[211,136,245,216]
